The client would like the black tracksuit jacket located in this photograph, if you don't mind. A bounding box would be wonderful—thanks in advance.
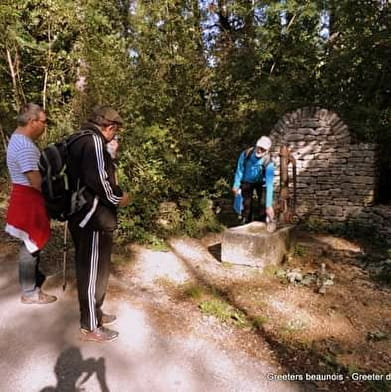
[67,122,123,230]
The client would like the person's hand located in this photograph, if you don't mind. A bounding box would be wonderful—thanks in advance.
[232,187,240,196]
[107,138,119,159]
[266,206,274,221]
[118,192,130,207]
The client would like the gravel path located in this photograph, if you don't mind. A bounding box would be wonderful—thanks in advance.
[0,238,308,392]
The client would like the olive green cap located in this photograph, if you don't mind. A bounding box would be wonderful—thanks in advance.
[90,105,123,126]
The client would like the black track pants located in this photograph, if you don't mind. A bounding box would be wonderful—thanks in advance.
[241,182,265,222]
[69,223,113,331]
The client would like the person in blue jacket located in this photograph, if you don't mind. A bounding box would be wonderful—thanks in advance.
[232,136,275,224]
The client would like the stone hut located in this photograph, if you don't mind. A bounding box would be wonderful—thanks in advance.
[270,107,379,226]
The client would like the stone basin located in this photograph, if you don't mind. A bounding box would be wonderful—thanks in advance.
[221,221,296,268]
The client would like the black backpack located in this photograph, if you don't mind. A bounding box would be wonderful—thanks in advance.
[38,130,93,221]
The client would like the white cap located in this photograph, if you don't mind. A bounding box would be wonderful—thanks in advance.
[256,136,272,150]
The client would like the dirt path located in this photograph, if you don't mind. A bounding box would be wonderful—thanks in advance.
[0,237,310,392]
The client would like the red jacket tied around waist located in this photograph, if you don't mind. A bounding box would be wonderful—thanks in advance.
[5,184,50,252]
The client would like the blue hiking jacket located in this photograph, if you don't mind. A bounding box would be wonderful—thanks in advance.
[233,149,275,208]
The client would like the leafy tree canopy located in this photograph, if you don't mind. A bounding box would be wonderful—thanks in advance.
[0,0,389,239]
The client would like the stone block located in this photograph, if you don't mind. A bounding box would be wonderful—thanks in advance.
[287,134,302,142]
[350,176,376,185]
[301,120,320,128]
[322,206,344,216]
[221,222,296,268]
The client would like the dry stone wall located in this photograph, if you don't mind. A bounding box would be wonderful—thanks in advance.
[270,107,383,233]
[356,205,391,244]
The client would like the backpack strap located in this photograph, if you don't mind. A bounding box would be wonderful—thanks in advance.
[65,130,94,193]
[262,153,272,168]
[243,146,272,178]
[244,147,254,161]
[66,129,94,147]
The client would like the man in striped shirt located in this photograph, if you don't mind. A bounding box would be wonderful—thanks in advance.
[67,106,129,342]
[5,103,57,304]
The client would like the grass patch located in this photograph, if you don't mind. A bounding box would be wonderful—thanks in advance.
[262,264,280,277]
[146,238,170,252]
[280,319,308,335]
[199,298,248,327]
[182,283,206,300]
[112,253,133,266]
[252,315,269,329]
[294,244,307,257]
[177,283,250,327]
[366,380,391,392]
[346,366,391,392]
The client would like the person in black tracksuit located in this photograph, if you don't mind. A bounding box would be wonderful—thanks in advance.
[67,106,129,342]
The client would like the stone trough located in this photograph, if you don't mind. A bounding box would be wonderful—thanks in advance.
[221,222,296,268]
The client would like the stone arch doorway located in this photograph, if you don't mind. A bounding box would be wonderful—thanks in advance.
[270,107,377,224]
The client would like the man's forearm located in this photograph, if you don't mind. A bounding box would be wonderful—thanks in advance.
[25,170,42,191]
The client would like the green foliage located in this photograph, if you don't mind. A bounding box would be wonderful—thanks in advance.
[0,0,389,243]
[319,0,390,141]
[114,121,224,242]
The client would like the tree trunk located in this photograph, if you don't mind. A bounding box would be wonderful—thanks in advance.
[6,47,21,110]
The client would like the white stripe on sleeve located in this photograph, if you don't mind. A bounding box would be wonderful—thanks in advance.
[92,135,121,205]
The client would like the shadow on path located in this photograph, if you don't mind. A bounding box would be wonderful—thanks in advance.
[40,346,110,392]
[207,243,222,262]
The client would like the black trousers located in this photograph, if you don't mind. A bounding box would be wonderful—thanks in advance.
[69,222,113,331]
[241,181,266,222]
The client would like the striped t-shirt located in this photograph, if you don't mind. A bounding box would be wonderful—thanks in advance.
[6,133,40,186]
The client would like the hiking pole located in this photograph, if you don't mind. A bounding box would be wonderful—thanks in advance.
[62,221,68,291]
